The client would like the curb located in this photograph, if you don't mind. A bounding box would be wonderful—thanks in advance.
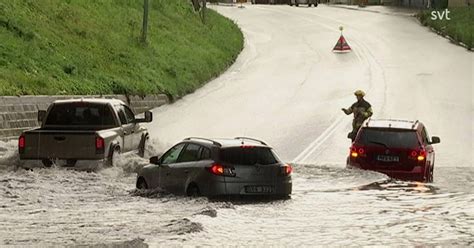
[326,4,417,17]
[415,16,473,51]
[329,4,472,51]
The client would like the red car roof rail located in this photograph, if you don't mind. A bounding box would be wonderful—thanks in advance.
[234,137,267,146]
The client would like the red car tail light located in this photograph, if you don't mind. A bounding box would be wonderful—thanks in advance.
[18,135,25,154]
[350,145,366,158]
[95,136,105,154]
[417,150,426,161]
[208,163,236,177]
[409,149,426,162]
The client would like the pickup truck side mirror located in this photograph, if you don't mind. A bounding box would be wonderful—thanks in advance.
[135,111,153,123]
[150,156,160,165]
[430,136,441,144]
[144,111,153,123]
[38,110,47,123]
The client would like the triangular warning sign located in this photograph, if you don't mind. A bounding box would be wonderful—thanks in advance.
[333,35,351,52]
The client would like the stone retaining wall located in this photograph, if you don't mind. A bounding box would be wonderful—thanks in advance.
[0,95,169,140]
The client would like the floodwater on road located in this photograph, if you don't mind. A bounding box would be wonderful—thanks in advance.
[1,3,473,247]
[0,140,473,246]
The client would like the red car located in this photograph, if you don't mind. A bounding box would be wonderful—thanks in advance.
[347,119,440,182]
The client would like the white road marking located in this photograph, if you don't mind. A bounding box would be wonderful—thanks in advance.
[292,115,345,163]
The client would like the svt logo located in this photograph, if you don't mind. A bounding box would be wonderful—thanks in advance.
[431,9,451,20]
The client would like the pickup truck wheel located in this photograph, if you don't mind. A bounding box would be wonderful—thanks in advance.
[42,159,53,168]
[138,136,148,158]
[107,147,121,167]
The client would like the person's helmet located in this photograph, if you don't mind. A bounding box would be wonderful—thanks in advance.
[354,90,365,97]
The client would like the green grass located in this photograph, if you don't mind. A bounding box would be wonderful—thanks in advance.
[0,0,244,98]
[417,7,473,50]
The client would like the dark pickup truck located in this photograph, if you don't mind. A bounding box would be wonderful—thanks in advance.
[19,98,153,169]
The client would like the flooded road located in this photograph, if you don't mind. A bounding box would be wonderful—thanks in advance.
[1,140,473,246]
[1,3,473,247]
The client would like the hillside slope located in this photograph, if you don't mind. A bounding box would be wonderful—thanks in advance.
[0,0,244,97]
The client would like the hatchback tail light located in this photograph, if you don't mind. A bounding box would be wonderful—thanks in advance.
[18,135,25,154]
[280,164,292,176]
[95,136,105,154]
[207,163,236,177]
[350,145,366,158]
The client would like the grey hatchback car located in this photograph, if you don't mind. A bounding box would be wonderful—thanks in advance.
[136,137,292,197]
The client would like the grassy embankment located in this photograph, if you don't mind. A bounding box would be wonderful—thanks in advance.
[0,0,244,98]
[417,7,473,50]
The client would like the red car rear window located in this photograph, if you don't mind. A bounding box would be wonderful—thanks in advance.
[357,128,419,149]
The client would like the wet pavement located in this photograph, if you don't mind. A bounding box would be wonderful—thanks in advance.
[1,3,473,247]
[0,139,473,246]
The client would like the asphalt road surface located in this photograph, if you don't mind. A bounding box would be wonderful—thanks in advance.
[0,4,472,246]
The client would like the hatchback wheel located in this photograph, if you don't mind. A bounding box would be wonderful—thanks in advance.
[137,178,148,189]
[187,184,200,197]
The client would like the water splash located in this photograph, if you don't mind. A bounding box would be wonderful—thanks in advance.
[0,140,20,171]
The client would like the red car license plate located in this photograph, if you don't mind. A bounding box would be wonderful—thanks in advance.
[245,186,274,193]
[377,155,400,162]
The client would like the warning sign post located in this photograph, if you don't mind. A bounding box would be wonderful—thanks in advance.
[333,26,351,52]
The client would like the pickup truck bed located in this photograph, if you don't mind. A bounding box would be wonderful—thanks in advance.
[19,98,152,169]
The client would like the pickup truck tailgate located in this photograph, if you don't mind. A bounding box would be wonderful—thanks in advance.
[21,130,101,160]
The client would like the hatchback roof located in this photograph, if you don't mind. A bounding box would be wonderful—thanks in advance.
[363,119,421,130]
[183,137,270,148]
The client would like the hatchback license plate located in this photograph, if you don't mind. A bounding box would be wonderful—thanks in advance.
[245,186,274,194]
[377,155,400,162]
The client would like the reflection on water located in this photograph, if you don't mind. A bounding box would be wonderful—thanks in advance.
[0,146,473,246]
[356,179,439,194]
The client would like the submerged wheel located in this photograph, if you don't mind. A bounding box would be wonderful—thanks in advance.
[138,136,148,158]
[427,167,434,183]
[41,159,53,168]
[186,184,200,197]
[107,147,121,167]
[136,178,148,189]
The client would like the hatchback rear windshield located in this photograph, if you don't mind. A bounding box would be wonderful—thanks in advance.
[219,147,280,165]
[45,103,116,128]
[358,128,419,148]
